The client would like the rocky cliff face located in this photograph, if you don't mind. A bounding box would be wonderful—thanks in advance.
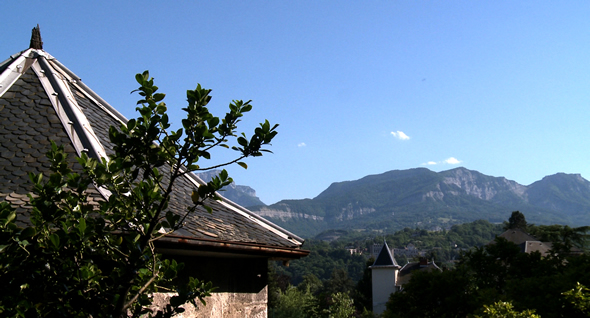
[196,170,266,207]
[254,207,324,221]
[440,167,527,201]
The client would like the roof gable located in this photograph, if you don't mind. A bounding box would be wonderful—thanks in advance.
[0,42,306,258]
[496,228,539,246]
[372,241,399,267]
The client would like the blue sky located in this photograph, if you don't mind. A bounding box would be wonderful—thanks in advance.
[4,1,590,204]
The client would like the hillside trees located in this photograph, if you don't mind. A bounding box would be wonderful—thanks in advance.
[505,211,528,230]
[384,235,590,318]
[0,71,278,317]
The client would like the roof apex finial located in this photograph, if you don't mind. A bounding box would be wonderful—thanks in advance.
[29,24,43,50]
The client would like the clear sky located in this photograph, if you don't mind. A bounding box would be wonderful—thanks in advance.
[3,1,590,204]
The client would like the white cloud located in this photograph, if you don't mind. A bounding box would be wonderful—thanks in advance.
[444,157,462,164]
[391,131,410,140]
[297,142,306,147]
[422,157,462,166]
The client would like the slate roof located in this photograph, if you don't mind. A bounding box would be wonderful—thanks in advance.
[396,260,441,287]
[0,35,306,258]
[520,241,552,256]
[496,228,539,246]
[490,228,552,257]
[372,241,400,268]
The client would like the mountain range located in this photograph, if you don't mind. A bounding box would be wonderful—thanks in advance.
[243,167,590,237]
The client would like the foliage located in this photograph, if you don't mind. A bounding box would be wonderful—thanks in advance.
[269,286,320,318]
[298,273,324,295]
[383,267,477,318]
[352,258,374,313]
[0,71,277,317]
[323,268,355,296]
[384,233,590,318]
[323,292,355,318]
[528,224,590,252]
[283,239,368,286]
[562,283,590,316]
[505,211,528,230]
[475,301,541,318]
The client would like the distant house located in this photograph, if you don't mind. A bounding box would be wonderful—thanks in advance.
[370,241,441,315]
[393,243,423,259]
[395,258,441,288]
[0,27,309,317]
[491,228,552,256]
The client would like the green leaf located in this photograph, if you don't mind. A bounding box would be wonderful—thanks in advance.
[237,137,248,147]
[191,190,200,204]
[2,210,16,227]
[153,93,166,102]
[220,169,228,181]
[237,162,248,169]
[20,227,36,239]
[49,233,60,249]
[78,218,87,234]
[135,73,144,85]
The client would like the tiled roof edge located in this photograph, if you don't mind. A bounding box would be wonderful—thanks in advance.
[156,234,310,260]
[0,50,25,75]
[29,54,111,200]
[218,196,305,244]
[48,58,129,124]
[0,49,33,98]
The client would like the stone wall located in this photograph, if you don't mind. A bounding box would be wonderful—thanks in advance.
[153,287,267,318]
[153,255,269,317]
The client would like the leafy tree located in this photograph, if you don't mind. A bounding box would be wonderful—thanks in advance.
[0,71,278,317]
[384,267,477,318]
[352,258,374,313]
[270,286,320,318]
[323,292,355,318]
[563,283,590,316]
[505,211,527,230]
[298,273,324,295]
[384,232,590,318]
[475,301,541,318]
[528,224,590,253]
[323,268,355,296]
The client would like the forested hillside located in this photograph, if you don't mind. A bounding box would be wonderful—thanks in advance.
[269,215,590,318]
[269,219,505,317]
[251,167,590,237]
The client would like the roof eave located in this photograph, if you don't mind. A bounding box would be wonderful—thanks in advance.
[154,234,310,260]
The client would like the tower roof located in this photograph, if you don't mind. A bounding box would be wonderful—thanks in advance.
[372,241,400,268]
[0,30,308,260]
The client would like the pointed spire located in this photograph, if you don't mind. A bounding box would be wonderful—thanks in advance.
[373,241,398,267]
[29,24,43,50]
